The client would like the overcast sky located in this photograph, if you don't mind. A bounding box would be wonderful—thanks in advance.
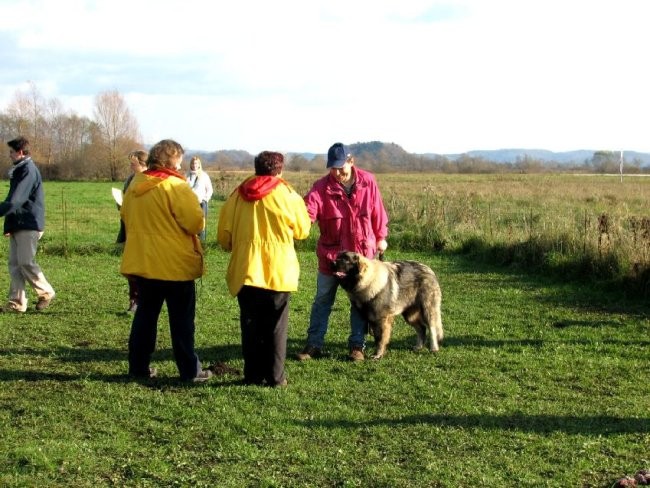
[1,0,648,155]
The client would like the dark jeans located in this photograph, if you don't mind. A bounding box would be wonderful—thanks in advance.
[128,278,201,380]
[237,286,290,386]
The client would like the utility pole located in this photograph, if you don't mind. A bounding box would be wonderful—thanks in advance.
[619,150,624,183]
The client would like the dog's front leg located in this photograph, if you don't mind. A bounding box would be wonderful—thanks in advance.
[371,317,394,359]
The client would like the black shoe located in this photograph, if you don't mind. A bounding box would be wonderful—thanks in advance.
[130,367,157,379]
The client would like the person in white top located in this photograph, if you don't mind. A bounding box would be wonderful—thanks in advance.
[186,156,213,241]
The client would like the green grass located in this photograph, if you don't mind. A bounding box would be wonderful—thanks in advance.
[5,175,650,291]
[0,248,648,487]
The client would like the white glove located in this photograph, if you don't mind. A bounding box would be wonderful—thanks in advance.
[377,239,388,252]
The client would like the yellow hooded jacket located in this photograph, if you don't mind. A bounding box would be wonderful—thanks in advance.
[120,168,205,281]
[217,175,311,296]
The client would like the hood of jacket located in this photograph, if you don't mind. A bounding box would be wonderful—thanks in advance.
[238,175,283,201]
[133,168,186,196]
[120,167,205,282]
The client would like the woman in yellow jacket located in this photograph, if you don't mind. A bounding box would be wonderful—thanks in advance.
[217,151,311,387]
[120,139,212,382]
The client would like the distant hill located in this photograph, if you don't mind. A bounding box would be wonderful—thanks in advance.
[350,144,650,166]
[439,149,594,164]
[336,143,649,167]
[435,149,650,165]
[292,143,650,166]
[200,142,650,168]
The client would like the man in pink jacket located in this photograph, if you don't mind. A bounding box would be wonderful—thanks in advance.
[296,143,388,361]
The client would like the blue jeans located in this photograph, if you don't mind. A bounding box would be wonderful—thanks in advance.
[305,272,367,350]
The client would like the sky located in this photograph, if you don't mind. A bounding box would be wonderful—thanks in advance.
[1,0,649,155]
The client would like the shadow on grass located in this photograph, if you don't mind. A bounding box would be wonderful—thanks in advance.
[2,330,646,384]
[0,344,243,385]
[444,253,650,318]
[0,369,242,388]
[295,335,650,355]
[0,337,244,385]
[297,412,650,436]
[0,343,242,362]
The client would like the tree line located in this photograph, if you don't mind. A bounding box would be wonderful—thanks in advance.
[283,142,649,175]
[1,84,647,180]
[0,83,140,181]
[171,144,650,177]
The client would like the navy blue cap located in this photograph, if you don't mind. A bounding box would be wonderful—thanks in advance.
[326,143,351,169]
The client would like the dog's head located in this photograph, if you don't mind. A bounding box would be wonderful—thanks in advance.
[332,251,367,288]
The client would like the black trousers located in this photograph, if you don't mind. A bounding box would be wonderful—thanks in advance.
[128,278,201,380]
[237,286,290,386]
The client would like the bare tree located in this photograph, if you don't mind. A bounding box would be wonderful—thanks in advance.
[44,107,96,180]
[4,82,58,165]
[5,82,44,152]
[40,97,65,168]
[2,84,105,179]
[26,81,44,146]
[93,90,141,180]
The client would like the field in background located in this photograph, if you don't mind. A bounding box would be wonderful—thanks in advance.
[7,173,649,294]
[12,173,650,250]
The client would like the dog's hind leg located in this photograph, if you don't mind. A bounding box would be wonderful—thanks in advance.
[420,301,442,353]
[413,321,427,352]
[371,316,394,359]
[403,309,426,352]
[428,327,439,352]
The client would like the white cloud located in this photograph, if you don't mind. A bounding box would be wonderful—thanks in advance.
[1,0,649,153]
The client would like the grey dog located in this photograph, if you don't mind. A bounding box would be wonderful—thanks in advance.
[332,251,444,359]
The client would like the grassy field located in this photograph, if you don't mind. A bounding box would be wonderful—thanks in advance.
[0,175,648,486]
[29,174,650,295]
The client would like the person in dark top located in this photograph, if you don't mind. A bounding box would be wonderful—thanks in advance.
[0,136,55,313]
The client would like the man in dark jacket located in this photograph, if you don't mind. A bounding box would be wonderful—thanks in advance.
[0,137,55,312]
